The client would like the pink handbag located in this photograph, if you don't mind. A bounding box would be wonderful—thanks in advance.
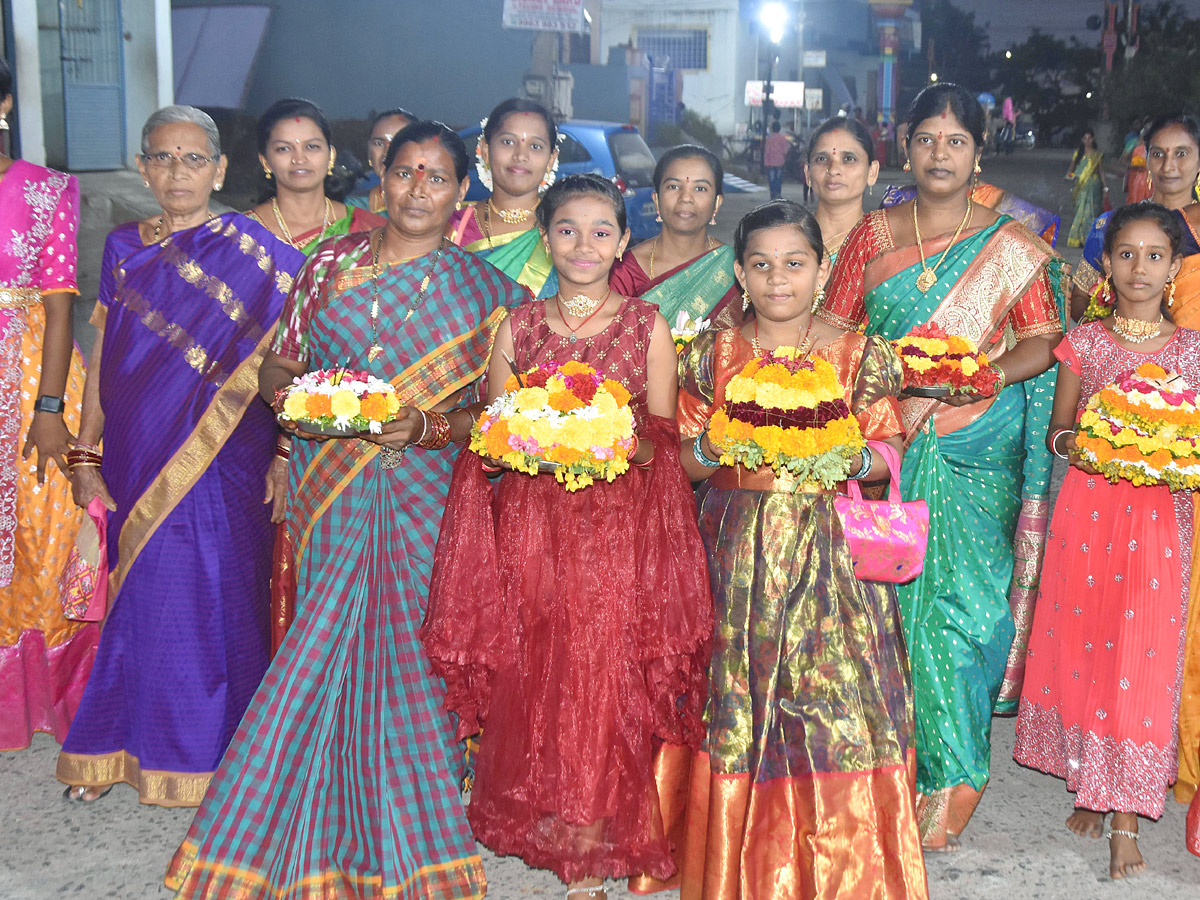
[833,441,929,584]
[58,497,109,622]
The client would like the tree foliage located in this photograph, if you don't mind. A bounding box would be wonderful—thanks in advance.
[1104,1,1200,130]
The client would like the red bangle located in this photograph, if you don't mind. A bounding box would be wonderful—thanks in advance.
[480,461,502,474]
[272,386,290,413]
[417,410,452,450]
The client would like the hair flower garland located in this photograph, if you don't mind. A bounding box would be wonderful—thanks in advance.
[475,115,564,196]
[470,360,635,491]
[893,322,1001,395]
[1075,362,1200,489]
[278,369,401,435]
[708,347,865,488]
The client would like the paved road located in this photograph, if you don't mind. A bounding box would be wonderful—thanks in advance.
[7,150,1196,898]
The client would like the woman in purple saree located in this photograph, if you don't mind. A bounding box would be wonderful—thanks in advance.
[57,106,304,805]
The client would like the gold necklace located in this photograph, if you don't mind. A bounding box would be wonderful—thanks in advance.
[272,197,332,249]
[555,287,612,344]
[821,226,852,257]
[151,211,215,244]
[1111,313,1163,343]
[558,285,611,318]
[751,315,814,359]
[488,197,534,225]
[648,234,716,279]
[912,200,973,293]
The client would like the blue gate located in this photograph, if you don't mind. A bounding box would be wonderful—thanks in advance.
[60,0,126,170]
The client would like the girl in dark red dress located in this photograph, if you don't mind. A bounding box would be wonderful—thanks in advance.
[1014,203,1200,880]
[423,174,712,900]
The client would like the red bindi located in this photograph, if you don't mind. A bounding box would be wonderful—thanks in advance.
[294,117,302,123]
[940,109,949,119]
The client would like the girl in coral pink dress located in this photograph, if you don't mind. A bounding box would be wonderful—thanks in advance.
[1014,203,1200,880]
[423,174,712,900]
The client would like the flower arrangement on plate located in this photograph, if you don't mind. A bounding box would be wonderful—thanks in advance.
[671,310,710,354]
[278,368,401,436]
[893,323,1001,397]
[707,346,865,488]
[1074,362,1200,489]
[470,360,636,492]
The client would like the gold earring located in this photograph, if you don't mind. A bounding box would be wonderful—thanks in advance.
[0,113,9,131]
[813,286,826,308]
[974,161,982,175]
[215,183,223,191]
[455,201,462,211]
[1194,171,1200,201]
[903,160,911,173]
[1147,170,1153,192]
[327,158,335,176]
[262,164,273,180]
[710,214,717,226]
[741,289,751,312]
[143,181,150,188]
[1167,278,1177,307]
[617,249,624,260]
[655,211,662,223]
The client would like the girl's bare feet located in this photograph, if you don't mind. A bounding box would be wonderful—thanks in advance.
[922,832,961,853]
[1108,812,1146,880]
[1066,808,1105,838]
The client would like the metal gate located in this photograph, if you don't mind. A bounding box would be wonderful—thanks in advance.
[60,0,125,170]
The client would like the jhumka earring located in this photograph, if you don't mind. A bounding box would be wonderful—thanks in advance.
[327,157,335,176]
[741,289,751,312]
[262,164,273,180]
[0,113,9,132]
[655,211,663,223]
[903,160,911,173]
[1167,278,1177,307]
[813,286,826,308]
[710,214,718,226]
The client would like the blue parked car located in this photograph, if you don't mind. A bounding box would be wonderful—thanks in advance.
[458,120,660,244]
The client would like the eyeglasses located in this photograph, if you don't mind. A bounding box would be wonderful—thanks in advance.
[140,152,217,170]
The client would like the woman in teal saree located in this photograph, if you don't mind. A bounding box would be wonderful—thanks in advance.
[820,84,1067,851]
[166,123,526,898]
[609,144,741,329]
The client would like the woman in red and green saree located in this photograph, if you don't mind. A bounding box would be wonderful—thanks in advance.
[609,145,741,329]
[819,84,1067,851]
[448,97,559,297]
[247,98,383,254]
[167,122,524,899]
[58,106,305,805]
[804,117,880,279]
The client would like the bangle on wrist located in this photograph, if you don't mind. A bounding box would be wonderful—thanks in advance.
[848,445,873,480]
[1049,428,1072,460]
[34,395,65,414]
[416,410,451,450]
[993,365,1007,395]
[632,435,654,467]
[692,427,721,468]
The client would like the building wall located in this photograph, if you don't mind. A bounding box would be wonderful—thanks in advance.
[172,0,540,128]
[596,0,742,134]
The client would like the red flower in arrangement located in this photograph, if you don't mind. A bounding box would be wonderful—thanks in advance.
[972,366,1002,396]
[908,322,951,340]
[571,377,598,403]
[526,367,551,389]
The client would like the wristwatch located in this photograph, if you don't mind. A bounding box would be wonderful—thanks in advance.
[34,395,66,414]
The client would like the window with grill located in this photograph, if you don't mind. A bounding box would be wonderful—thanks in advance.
[636,29,708,71]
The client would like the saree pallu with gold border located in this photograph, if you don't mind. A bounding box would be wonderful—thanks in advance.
[1067,151,1104,248]
[630,329,927,900]
[448,202,557,297]
[56,213,304,806]
[167,237,523,899]
[608,244,743,329]
[821,210,1066,847]
[1075,208,1200,802]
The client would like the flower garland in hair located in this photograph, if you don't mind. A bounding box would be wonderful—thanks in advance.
[474,115,564,195]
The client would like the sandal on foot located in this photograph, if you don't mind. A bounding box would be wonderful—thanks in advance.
[62,784,113,803]
[565,887,607,899]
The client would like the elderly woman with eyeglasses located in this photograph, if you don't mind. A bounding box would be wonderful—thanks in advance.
[56,105,306,806]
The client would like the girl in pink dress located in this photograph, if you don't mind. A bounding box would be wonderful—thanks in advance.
[424,174,712,900]
[1014,203,1200,879]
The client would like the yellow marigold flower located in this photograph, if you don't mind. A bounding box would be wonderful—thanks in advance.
[559,360,593,376]
[960,357,979,377]
[282,392,309,420]
[330,390,360,419]
[513,386,550,412]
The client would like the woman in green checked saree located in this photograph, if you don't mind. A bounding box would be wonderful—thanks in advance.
[819,84,1066,852]
[166,123,526,899]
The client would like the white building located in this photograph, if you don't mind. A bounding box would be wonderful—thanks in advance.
[4,0,173,169]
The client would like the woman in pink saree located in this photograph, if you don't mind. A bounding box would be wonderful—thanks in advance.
[0,54,95,753]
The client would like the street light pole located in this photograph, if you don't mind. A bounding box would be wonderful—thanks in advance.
[758,2,788,173]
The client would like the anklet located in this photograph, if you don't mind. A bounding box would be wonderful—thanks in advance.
[1106,828,1138,841]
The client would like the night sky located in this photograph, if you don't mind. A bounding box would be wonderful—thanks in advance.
[950,0,1200,48]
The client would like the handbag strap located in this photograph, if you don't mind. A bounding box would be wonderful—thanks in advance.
[844,440,904,503]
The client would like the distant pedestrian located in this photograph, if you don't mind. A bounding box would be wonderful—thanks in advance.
[1065,129,1108,247]
[346,106,416,215]
[763,120,789,199]
[1015,202,1194,881]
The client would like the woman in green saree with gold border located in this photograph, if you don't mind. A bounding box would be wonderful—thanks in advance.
[820,84,1067,851]
[447,98,560,298]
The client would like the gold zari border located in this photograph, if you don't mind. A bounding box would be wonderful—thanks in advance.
[56,748,211,807]
[108,329,275,605]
